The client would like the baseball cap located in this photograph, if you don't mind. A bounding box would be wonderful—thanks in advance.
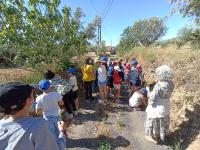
[140,88,148,95]
[100,56,108,62]
[0,82,34,114]
[131,60,138,65]
[67,67,76,73]
[38,80,51,90]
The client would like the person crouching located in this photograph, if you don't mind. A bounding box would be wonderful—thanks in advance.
[129,87,148,111]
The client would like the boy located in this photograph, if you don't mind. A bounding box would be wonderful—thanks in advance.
[0,82,66,150]
[113,66,121,103]
[67,67,79,113]
[36,80,64,142]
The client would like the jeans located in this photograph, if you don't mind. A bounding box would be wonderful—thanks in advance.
[84,81,93,100]
[43,115,61,142]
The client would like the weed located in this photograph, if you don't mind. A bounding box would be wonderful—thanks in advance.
[98,140,111,150]
[116,120,126,131]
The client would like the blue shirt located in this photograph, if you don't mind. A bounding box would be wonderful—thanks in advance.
[0,117,66,150]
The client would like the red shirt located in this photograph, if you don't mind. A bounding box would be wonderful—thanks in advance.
[113,70,121,84]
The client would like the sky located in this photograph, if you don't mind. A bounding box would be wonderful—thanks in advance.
[60,0,192,46]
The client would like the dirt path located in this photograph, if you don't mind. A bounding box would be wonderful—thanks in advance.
[66,84,172,150]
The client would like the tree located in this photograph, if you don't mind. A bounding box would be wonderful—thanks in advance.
[118,17,167,51]
[169,0,200,23]
[0,0,98,68]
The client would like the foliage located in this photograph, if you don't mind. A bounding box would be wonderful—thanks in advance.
[0,0,98,68]
[177,27,200,49]
[117,17,167,52]
[169,0,200,24]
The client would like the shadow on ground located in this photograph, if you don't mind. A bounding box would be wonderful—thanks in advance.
[169,103,200,149]
[66,135,130,149]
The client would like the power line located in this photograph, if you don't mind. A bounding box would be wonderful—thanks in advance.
[102,0,114,21]
[90,0,99,14]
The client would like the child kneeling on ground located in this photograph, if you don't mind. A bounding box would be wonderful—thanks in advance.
[36,80,65,142]
[129,87,148,111]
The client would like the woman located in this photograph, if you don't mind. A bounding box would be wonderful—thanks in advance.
[81,57,95,101]
[145,65,174,144]
[0,82,66,150]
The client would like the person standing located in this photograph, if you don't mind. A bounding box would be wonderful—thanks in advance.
[81,57,95,101]
[0,82,66,150]
[96,57,108,104]
[36,80,64,143]
[113,66,122,103]
[145,65,174,144]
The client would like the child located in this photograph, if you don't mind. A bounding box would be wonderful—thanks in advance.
[107,61,114,98]
[113,66,121,103]
[36,80,64,141]
[0,82,66,150]
[67,67,79,112]
[129,60,138,97]
[96,57,108,104]
[129,87,148,111]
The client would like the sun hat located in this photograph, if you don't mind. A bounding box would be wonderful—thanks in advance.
[114,66,120,71]
[0,82,35,114]
[67,67,76,73]
[155,65,174,81]
[38,80,51,91]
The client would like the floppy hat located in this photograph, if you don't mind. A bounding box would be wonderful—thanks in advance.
[0,82,35,113]
[38,80,51,90]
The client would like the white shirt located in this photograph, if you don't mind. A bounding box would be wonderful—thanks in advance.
[98,65,107,82]
[129,92,143,107]
[36,92,63,117]
[69,76,78,91]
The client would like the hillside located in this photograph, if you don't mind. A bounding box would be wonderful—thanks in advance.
[120,44,200,149]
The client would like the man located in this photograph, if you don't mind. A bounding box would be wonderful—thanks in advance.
[0,82,66,150]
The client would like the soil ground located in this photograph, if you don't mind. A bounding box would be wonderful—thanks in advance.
[65,84,172,150]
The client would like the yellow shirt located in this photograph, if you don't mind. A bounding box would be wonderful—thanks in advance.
[81,64,95,81]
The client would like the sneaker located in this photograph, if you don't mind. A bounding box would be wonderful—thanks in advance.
[65,112,73,119]
[73,111,78,116]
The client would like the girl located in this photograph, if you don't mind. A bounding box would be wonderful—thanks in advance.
[113,66,121,103]
[96,57,108,104]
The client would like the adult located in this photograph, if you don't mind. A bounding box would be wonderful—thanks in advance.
[81,57,95,101]
[145,65,174,144]
[0,82,66,150]
[43,70,76,119]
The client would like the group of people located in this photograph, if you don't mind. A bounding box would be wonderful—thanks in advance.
[0,51,174,149]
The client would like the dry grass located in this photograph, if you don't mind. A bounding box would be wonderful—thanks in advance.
[119,44,200,149]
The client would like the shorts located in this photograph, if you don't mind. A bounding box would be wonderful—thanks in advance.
[113,84,120,89]
[98,79,107,86]
[72,90,78,100]
[107,76,114,88]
